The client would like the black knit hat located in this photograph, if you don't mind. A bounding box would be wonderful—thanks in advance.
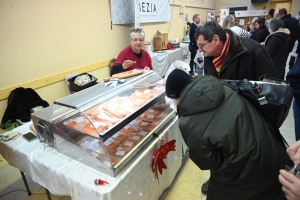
[166,69,192,98]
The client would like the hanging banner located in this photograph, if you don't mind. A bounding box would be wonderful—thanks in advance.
[135,0,141,28]
[110,0,171,24]
[235,10,268,17]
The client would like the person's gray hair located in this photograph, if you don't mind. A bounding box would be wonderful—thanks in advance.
[269,17,284,32]
[129,28,145,40]
[222,15,235,29]
[193,14,200,21]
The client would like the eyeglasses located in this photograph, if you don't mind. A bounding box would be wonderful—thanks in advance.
[197,37,212,50]
[132,38,144,43]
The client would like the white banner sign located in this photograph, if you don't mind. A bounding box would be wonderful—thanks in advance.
[110,0,171,24]
[235,10,268,17]
[140,0,157,16]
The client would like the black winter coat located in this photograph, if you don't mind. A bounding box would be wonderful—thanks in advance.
[264,28,290,79]
[204,29,276,80]
[252,26,270,43]
[287,58,300,104]
[177,75,290,200]
[282,14,300,53]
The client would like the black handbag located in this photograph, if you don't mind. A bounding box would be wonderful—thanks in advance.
[221,76,294,148]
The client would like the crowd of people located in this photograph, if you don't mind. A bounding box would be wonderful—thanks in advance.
[109,8,300,199]
[174,7,300,200]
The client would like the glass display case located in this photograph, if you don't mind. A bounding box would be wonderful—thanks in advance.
[31,70,177,177]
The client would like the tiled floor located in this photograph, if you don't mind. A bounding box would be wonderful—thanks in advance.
[0,62,297,200]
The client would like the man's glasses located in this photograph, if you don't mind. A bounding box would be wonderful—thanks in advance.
[197,37,212,50]
[132,38,144,43]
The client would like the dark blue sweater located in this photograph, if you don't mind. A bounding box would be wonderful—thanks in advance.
[189,23,198,48]
[286,58,300,104]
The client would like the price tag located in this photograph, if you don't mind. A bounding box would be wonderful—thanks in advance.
[132,135,140,140]
[124,141,133,146]
[139,131,147,136]
[91,122,106,129]
[104,140,112,146]
[74,117,84,123]
[116,150,125,156]
[104,161,111,167]
[141,122,148,126]
[147,115,154,119]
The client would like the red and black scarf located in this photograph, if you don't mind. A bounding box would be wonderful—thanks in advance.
[212,33,230,75]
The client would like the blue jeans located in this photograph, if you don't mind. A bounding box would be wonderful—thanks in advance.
[293,100,300,141]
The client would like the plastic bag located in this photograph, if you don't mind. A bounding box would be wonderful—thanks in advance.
[74,74,92,86]
[164,60,190,82]
[194,51,204,69]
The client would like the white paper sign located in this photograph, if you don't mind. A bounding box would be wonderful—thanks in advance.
[110,0,171,24]
[239,19,245,25]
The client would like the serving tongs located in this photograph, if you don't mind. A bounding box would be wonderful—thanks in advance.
[131,83,156,89]
[102,78,126,87]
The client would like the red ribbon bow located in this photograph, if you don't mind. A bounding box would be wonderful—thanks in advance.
[94,178,109,185]
[152,139,176,183]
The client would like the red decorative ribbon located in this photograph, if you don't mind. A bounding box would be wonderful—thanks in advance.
[152,139,176,183]
[94,178,109,185]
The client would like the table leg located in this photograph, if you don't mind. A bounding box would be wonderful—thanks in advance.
[45,188,52,200]
[20,171,31,196]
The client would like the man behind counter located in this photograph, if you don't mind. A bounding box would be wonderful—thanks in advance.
[111,28,153,75]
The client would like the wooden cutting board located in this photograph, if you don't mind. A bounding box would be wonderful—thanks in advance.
[112,69,143,79]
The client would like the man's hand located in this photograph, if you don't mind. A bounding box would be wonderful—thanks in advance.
[287,140,300,165]
[279,169,300,200]
[122,60,136,69]
[144,66,150,70]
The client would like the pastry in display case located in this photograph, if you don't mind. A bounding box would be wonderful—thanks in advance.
[31,70,178,177]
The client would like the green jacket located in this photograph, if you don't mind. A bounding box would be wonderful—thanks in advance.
[177,75,289,200]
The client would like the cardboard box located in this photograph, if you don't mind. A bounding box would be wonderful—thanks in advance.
[153,33,168,51]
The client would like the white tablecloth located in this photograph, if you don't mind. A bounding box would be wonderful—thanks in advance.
[0,120,183,200]
[150,48,183,77]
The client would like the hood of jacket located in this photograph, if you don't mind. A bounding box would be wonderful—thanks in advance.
[177,75,225,116]
[265,28,290,42]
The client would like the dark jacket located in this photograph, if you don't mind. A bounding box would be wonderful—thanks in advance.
[282,14,300,53]
[204,29,276,80]
[287,58,300,104]
[1,87,49,124]
[189,23,198,48]
[264,28,290,79]
[177,75,290,200]
[252,26,269,43]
